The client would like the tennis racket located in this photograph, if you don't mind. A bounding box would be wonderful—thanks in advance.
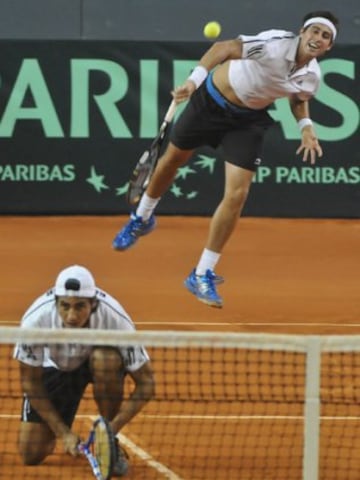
[78,416,116,480]
[126,99,177,206]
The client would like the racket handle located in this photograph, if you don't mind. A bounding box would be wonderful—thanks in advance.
[79,444,103,480]
[164,100,177,123]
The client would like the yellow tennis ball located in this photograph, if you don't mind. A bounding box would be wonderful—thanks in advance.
[203,21,221,39]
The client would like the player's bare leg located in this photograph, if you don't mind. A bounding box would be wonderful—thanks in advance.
[146,143,194,198]
[112,143,194,251]
[90,347,124,419]
[206,163,254,252]
[184,163,255,308]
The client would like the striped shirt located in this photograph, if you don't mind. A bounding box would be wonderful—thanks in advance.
[229,29,321,109]
[13,288,149,372]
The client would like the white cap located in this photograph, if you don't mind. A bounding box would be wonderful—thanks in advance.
[54,265,96,298]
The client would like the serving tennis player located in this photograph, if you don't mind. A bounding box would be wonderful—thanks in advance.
[112,11,339,309]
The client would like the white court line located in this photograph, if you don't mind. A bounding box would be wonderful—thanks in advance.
[0,413,183,479]
[87,415,184,480]
[118,432,184,480]
[2,320,359,327]
[142,414,360,421]
[2,413,360,421]
[136,322,360,327]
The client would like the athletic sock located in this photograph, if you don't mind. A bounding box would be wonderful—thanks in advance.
[195,248,221,276]
[136,193,161,221]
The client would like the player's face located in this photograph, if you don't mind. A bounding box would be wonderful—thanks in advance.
[299,24,333,58]
[57,296,95,328]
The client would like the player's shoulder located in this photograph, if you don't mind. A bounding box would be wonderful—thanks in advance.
[241,29,295,43]
[240,29,296,60]
[261,30,298,60]
[259,30,297,53]
[94,288,134,329]
[261,29,295,39]
[95,288,122,310]
[20,289,56,327]
[23,289,56,317]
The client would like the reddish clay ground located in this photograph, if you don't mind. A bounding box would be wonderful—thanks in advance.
[1,215,358,331]
[0,215,359,479]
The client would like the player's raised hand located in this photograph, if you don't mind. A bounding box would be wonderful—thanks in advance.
[296,126,323,164]
[171,80,196,104]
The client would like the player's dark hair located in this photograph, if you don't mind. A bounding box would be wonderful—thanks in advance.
[302,11,340,33]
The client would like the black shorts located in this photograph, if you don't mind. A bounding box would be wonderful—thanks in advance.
[170,73,275,171]
[21,362,93,427]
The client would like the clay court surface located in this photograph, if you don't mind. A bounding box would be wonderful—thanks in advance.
[0,215,359,479]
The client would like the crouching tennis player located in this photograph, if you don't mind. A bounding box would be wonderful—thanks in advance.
[14,265,155,476]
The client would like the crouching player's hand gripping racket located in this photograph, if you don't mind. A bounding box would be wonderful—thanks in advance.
[126,99,177,206]
[78,416,116,480]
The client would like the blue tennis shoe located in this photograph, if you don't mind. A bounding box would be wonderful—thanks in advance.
[112,213,156,251]
[112,438,129,476]
[184,269,223,308]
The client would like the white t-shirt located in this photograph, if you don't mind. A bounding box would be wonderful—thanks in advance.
[13,288,150,372]
[229,29,321,109]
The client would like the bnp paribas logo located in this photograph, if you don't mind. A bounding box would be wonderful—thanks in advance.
[86,153,218,200]
[169,154,217,200]
[0,164,75,182]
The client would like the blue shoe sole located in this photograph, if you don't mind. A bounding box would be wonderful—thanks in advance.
[184,278,223,308]
[112,462,129,476]
[112,218,156,251]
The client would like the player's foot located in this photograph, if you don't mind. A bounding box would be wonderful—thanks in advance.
[112,438,129,476]
[184,269,223,308]
[112,213,156,251]
[213,274,225,285]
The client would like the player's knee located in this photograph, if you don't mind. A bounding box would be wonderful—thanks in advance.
[225,185,250,210]
[90,347,124,372]
[20,452,45,465]
[18,423,55,465]
[19,445,53,465]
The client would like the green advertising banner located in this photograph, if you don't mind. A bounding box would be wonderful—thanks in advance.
[0,41,358,217]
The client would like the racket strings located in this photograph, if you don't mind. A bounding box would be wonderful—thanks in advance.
[94,419,115,479]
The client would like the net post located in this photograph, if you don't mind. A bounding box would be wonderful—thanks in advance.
[303,335,321,480]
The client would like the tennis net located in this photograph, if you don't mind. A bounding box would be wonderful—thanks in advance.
[1,327,360,479]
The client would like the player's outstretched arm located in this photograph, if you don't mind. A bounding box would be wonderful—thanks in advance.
[289,96,323,164]
[296,126,323,164]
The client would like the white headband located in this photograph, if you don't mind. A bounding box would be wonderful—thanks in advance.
[303,17,337,40]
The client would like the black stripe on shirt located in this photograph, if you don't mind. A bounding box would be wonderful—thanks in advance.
[242,34,295,45]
